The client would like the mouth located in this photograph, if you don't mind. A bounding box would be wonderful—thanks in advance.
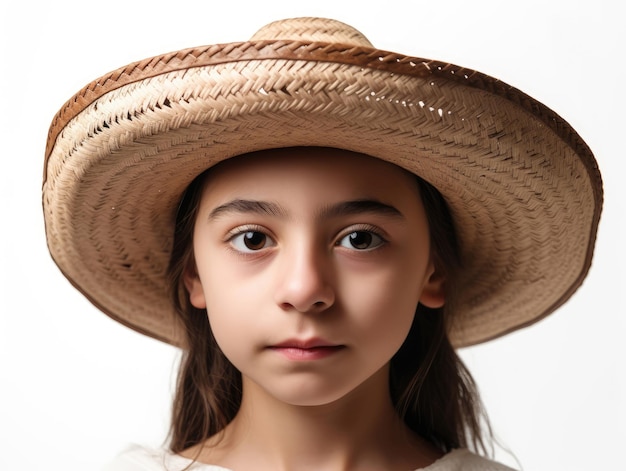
[268,338,345,361]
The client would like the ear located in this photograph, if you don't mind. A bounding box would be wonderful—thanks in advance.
[418,263,446,309]
[183,264,207,309]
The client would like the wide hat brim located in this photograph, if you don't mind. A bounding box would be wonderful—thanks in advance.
[43,17,603,348]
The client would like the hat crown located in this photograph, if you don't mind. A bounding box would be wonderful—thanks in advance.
[250,17,374,47]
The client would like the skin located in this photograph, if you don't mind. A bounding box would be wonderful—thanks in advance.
[183,148,445,470]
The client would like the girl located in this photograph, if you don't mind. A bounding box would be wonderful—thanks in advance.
[42,17,603,470]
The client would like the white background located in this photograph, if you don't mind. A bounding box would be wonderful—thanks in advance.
[1,1,624,469]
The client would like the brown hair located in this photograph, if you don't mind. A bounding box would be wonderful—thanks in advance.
[167,150,490,455]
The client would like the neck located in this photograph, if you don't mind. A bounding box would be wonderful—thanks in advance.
[189,366,441,470]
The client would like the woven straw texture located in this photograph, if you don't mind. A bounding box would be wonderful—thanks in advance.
[43,17,603,348]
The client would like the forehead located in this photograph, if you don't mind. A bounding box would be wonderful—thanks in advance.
[201,147,419,196]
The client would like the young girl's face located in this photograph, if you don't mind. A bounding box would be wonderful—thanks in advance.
[185,148,444,407]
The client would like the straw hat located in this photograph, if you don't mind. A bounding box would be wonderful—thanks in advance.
[43,17,603,348]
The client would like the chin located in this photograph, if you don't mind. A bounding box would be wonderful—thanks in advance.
[258,375,372,408]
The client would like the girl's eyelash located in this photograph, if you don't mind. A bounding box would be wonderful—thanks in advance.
[335,224,389,250]
[224,224,276,255]
[224,223,388,251]
[225,224,268,241]
[338,224,387,239]
[225,224,387,238]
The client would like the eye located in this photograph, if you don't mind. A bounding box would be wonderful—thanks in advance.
[337,230,385,251]
[230,230,275,252]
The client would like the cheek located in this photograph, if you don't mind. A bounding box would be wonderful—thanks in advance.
[341,261,424,351]
[203,293,253,366]
[203,275,251,330]
[193,254,239,344]
[199,262,274,358]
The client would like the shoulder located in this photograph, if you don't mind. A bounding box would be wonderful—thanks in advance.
[101,444,231,471]
[422,448,517,471]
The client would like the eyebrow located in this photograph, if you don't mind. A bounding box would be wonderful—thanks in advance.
[319,199,404,220]
[208,199,286,220]
[207,198,404,221]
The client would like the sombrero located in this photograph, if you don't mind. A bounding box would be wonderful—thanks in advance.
[43,17,603,348]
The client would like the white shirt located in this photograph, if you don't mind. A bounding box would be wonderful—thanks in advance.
[102,444,516,470]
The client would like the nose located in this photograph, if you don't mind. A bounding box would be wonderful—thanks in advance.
[274,242,335,314]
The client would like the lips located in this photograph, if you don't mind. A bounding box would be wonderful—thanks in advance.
[268,338,345,360]
[272,338,339,349]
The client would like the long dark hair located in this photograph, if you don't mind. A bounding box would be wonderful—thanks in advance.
[166,150,490,455]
